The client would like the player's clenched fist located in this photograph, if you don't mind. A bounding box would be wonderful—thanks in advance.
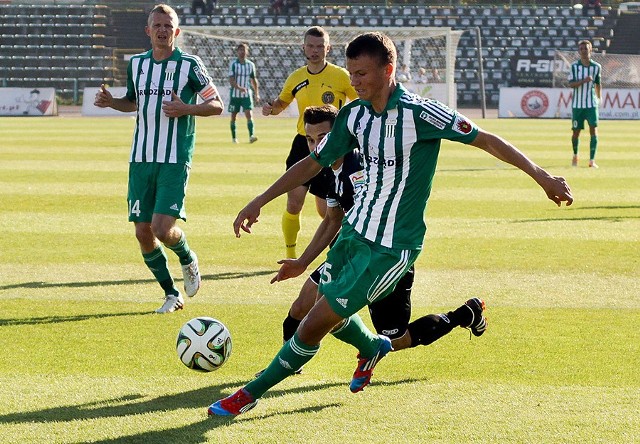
[94,84,112,108]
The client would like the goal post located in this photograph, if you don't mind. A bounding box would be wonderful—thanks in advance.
[179,26,463,108]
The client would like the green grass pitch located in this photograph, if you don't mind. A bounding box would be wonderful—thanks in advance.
[0,114,638,443]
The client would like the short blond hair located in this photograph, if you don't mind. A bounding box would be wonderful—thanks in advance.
[148,4,179,27]
[578,39,592,49]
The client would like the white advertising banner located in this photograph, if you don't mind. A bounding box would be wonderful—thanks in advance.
[82,87,135,116]
[0,87,57,116]
[499,87,640,120]
[405,82,455,108]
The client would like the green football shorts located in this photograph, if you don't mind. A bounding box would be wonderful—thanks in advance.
[319,223,420,318]
[572,107,599,130]
[228,96,254,113]
[127,162,190,223]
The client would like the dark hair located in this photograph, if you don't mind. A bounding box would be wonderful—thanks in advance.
[304,26,328,42]
[346,32,396,67]
[303,105,338,126]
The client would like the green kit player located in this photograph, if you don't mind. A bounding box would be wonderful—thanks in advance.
[210,32,573,416]
[568,39,602,168]
[94,4,223,313]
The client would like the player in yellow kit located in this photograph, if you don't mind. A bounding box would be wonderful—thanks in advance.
[262,26,357,259]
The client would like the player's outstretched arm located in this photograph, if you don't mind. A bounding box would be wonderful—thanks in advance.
[470,129,573,207]
[233,156,324,237]
[271,205,344,283]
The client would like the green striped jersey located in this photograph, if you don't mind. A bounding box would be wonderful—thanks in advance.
[125,47,220,165]
[568,60,601,109]
[228,58,257,99]
[311,84,479,250]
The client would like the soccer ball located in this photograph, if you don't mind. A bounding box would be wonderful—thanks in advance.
[176,317,232,372]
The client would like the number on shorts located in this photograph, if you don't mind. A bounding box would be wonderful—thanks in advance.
[129,199,141,217]
[320,263,332,285]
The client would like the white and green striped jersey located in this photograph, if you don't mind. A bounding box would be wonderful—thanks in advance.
[228,58,256,99]
[568,60,601,109]
[311,84,479,250]
[125,47,220,165]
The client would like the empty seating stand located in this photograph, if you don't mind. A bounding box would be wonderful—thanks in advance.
[1,3,619,106]
[0,4,114,101]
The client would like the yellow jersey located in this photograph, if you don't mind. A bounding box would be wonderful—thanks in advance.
[279,62,357,135]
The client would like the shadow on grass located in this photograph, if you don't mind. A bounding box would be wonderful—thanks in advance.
[0,270,275,291]
[0,310,153,327]
[0,378,421,442]
[511,204,640,223]
[512,215,637,223]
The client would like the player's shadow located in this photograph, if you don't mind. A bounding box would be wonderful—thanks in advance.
[89,403,343,444]
[0,270,275,291]
[0,378,421,429]
[0,310,153,327]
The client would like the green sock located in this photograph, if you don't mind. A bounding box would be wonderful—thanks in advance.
[590,136,598,160]
[142,246,177,294]
[248,120,254,137]
[572,138,579,156]
[230,121,237,139]
[166,232,192,265]
[331,314,380,358]
[245,332,319,399]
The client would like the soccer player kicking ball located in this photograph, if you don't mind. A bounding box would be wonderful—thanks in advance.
[210,32,573,416]
[262,104,487,379]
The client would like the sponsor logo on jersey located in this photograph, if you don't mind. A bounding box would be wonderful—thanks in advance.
[170,203,179,211]
[165,69,174,81]
[520,90,549,117]
[138,88,172,97]
[292,79,310,97]
[193,65,208,86]
[322,91,335,104]
[453,115,473,135]
[419,110,447,129]
[336,298,348,308]
[366,154,395,167]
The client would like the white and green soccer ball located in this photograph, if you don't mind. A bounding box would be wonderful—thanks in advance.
[176,317,232,372]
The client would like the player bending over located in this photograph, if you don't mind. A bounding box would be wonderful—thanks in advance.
[210,32,572,416]
[267,104,486,375]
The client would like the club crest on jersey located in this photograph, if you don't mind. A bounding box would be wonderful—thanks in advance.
[322,91,335,104]
[385,118,397,138]
[453,115,473,135]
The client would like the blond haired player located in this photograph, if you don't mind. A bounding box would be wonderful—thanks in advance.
[94,4,223,313]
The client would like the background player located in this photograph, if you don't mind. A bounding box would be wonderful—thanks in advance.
[262,26,357,259]
[94,4,223,313]
[568,39,602,168]
[228,42,260,144]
